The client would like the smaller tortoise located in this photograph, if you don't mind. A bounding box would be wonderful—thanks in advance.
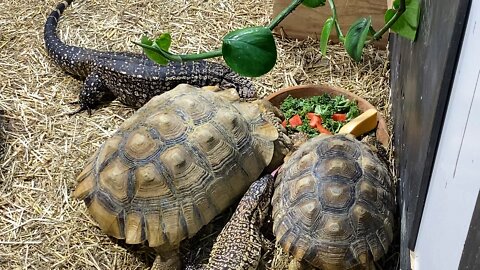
[272,134,395,270]
[73,84,291,269]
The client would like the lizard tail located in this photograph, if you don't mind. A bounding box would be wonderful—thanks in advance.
[44,0,74,53]
[44,1,90,77]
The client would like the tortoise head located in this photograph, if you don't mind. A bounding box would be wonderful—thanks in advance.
[252,99,292,171]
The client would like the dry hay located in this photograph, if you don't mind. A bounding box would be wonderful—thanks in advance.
[0,0,394,269]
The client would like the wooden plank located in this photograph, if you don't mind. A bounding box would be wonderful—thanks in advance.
[272,0,388,47]
[413,1,480,264]
[389,0,472,268]
[459,191,480,270]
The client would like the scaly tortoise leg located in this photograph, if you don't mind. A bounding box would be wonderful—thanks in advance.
[151,246,182,270]
[288,259,314,270]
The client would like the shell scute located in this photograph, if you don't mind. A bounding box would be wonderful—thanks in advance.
[124,127,160,160]
[180,200,205,238]
[125,211,144,244]
[283,152,318,180]
[191,191,217,225]
[320,181,355,212]
[286,175,317,206]
[161,207,183,245]
[316,157,362,183]
[99,158,130,202]
[96,135,122,170]
[133,163,170,199]
[145,212,167,247]
[294,198,321,229]
[316,214,353,242]
[87,195,123,239]
[172,93,215,125]
[145,111,188,142]
[159,145,211,194]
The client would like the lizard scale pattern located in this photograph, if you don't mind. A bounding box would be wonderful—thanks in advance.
[44,0,256,114]
[194,174,275,270]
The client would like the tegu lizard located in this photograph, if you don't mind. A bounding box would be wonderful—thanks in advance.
[44,0,256,114]
[182,173,276,270]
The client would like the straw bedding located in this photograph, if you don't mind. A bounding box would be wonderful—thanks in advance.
[0,0,395,269]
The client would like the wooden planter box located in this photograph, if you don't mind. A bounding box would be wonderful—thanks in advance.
[272,0,390,48]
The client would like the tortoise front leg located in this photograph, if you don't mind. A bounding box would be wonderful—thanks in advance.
[151,246,182,270]
[288,259,314,270]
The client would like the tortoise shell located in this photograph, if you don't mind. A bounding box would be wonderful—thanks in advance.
[73,84,282,249]
[272,134,395,269]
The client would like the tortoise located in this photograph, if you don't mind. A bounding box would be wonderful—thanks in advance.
[272,133,395,270]
[72,84,291,269]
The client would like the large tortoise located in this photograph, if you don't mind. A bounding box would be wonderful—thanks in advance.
[72,84,290,269]
[272,134,395,270]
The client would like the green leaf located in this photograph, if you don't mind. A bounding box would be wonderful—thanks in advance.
[140,35,169,65]
[393,0,400,9]
[153,33,172,51]
[385,0,421,41]
[320,17,334,56]
[222,26,277,77]
[344,17,372,62]
[302,0,326,8]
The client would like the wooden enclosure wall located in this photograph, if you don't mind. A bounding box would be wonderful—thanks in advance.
[272,0,388,47]
[389,0,472,268]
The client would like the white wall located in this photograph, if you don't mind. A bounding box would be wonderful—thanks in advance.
[413,1,480,269]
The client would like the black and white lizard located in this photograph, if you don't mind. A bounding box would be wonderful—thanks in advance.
[44,0,256,114]
[181,174,276,270]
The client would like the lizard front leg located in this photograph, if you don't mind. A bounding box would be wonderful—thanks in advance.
[69,72,115,115]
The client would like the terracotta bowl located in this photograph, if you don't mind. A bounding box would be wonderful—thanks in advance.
[264,85,390,147]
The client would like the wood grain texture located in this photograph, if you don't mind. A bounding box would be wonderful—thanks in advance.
[389,0,472,268]
[272,0,388,47]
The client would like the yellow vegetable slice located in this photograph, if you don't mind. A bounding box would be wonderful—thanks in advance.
[338,108,378,137]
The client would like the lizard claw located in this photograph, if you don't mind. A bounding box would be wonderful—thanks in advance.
[67,104,92,116]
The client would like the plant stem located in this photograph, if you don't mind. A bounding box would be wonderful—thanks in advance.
[328,0,344,42]
[133,42,223,62]
[268,0,305,31]
[174,49,223,61]
[370,0,406,41]
[135,0,308,63]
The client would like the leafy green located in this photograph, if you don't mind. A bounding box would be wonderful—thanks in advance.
[279,94,360,136]
[296,121,320,138]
